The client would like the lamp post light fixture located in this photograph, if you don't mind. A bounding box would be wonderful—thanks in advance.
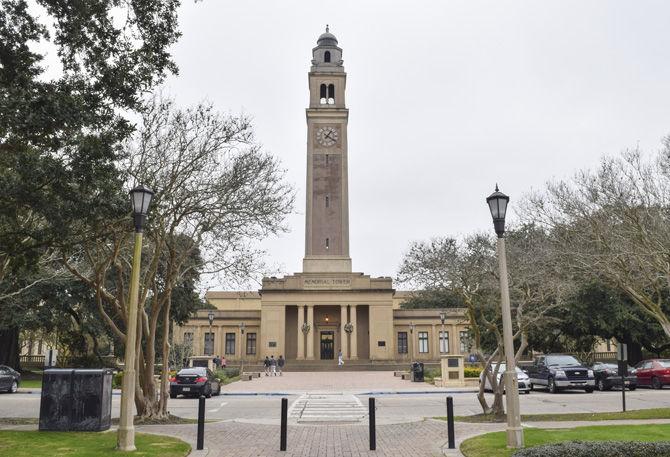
[486,185,524,449]
[117,184,154,452]
[439,311,447,354]
[207,311,215,356]
[409,321,415,361]
[239,322,246,375]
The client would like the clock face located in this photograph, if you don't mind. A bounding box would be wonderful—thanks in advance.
[316,126,339,147]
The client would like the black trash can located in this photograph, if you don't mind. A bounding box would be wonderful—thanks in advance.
[411,362,424,382]
[39,368,113,432]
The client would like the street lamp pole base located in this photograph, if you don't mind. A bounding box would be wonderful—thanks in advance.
[117,427,136,451]
[506,426,524,449]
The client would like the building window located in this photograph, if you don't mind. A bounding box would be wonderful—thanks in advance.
[325,238,329,249]
[183,332,194,346]
[397,332,408,354]
[327,84,335,104]
[440,331,449,353]
[459,331,471,354]
[320,83,327,104]
[204,332,214,356]
[325,154,329,166]
[225,333,235,355]
[325,195,329,207]
[246,333,257,355]
[606,340,611,352]
[418,331,429,353]
[324,50,331,62]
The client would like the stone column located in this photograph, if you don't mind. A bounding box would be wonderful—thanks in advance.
[350,305,358,360]
[306,305,315,360]
[432,324,438,359]
[218,325,224,357]
[451,324,458,355]
[340,305,349,359]
[297,305,305,360]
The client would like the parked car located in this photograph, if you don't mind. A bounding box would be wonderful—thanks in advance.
[527,354,595,393]
[0,365,21,393]
[479,363,531,394]
[169,367,221,398]
[634,359,670,389]
[591,362,637,391]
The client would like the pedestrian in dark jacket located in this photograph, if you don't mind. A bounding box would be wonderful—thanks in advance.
[277,355,285,376]
[263,356,271,376]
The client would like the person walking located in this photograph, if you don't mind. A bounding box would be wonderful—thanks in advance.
[264,356,271,376]
[221,356,227,368]
[338,349,344,367]
[270,355,277,376]
[277,355,285,376]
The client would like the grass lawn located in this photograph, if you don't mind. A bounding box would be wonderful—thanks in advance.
[436,407,670,423]
[461,423,670,457]
[0,430,190,457]
[20,379,42,389]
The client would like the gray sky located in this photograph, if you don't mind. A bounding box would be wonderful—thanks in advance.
[163,1,670,287]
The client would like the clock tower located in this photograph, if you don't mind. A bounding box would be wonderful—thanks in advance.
[303,27,352,273]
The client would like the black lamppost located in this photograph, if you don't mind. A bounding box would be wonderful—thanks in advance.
[239,322,246,374]
[207,311,215,356]
[118,184,154,451]
[486,185,523,449]
[439,311,447,354]
[409,321,415,361]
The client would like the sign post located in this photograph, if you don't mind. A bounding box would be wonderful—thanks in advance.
[617,343,628,412]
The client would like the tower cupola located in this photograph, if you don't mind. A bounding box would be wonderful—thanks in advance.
[311,25,344,72]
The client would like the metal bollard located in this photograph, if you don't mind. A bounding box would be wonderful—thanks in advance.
[197,395,205,450]
[280,397,288,451]
[369,397,376,451]
[447,396,455,449]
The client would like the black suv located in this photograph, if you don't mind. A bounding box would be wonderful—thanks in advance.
[0,365,21,393]
[527,354,595,393]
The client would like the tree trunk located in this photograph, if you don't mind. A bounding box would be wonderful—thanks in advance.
[0,328,21,370]
[158,295,172,415]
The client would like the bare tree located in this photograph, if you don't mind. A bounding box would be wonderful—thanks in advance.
[522,141,670,338]
[61,96,294,418]
[397,226,559,416]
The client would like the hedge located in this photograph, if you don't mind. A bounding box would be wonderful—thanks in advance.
[464,367,482,378]
[512,441,670,457]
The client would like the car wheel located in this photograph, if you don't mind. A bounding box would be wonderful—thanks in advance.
[652,377,662,390]
[529,383,534,392]
[585,387,594,393]
[548,377,558,394]
[10,381,18,393]
[205,385,212,398]
[628,386,637,391]
[215,384,221,396]
[170,392,177,399]
[597,379,606,391]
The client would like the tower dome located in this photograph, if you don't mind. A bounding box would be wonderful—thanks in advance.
[317,26,338,46]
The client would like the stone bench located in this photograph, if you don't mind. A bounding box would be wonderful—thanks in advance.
[401,373,412,381]
[394,371,408,377]
[244,372,261,378]
[241,373,254,381]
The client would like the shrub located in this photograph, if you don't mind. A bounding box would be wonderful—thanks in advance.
[221,367,239,378]
[423,367,441,381]
[112,371,123,389]
[464,367,482,378]
[512,441,670,457]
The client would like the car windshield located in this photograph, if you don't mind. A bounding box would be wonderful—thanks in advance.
[600,364,617,369]
[546,355,581,366]
[178,369,205,376]
[657,360,670,368]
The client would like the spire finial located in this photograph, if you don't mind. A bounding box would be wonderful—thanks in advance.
[495,183,499,192]
[326,24,329,33]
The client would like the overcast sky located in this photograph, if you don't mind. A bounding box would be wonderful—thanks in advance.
[162,1,670,289]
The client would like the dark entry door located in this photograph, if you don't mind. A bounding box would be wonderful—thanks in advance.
[320,331,334,360]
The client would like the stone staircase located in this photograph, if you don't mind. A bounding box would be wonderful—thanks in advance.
[229,359,440,372]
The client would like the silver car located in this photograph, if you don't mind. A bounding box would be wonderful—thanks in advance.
[479,363,531,394]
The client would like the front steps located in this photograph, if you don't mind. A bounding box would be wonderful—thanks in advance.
[226,359,441,372]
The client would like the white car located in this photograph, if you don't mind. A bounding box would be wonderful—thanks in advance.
[479,363,531,394]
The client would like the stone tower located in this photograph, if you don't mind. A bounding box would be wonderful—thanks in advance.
[303,27,352,273]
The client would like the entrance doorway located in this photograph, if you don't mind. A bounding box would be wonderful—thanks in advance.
[320,331,334,359]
